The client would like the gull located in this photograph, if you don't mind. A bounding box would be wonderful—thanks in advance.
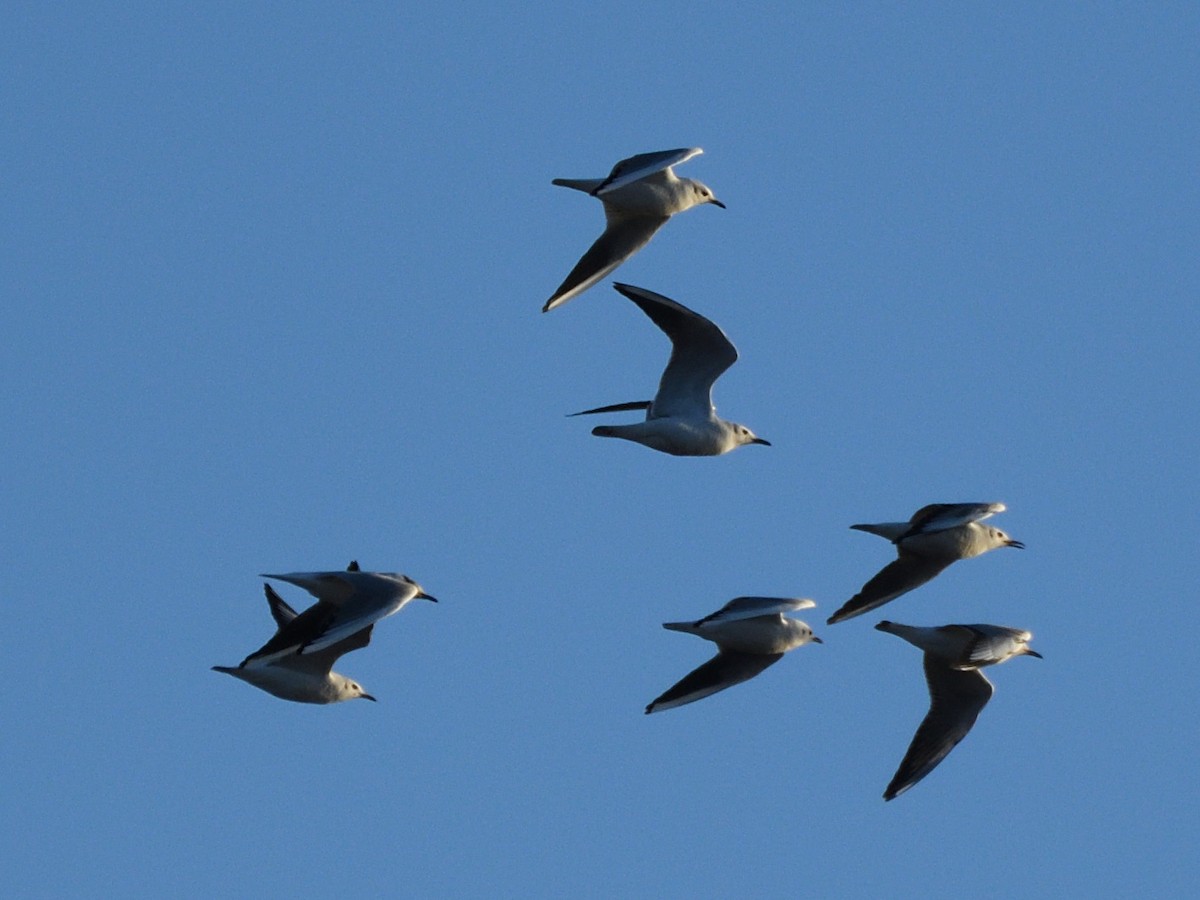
[875,620,1041,801]
[827,502,1023,625]
[212,562,436,704]
[569,283,770,456]
[645,597,821,714]
[543,147,724,312]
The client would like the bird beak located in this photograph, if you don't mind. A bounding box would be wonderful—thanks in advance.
[361,693,377,702]
[709,198,726,209]
[1007,539,1025,549]
[418,591,438,603]
[1024,648,1043,659]
[812,635,824,644]
[752,437,771,446]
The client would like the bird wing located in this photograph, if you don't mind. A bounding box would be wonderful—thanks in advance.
[240,599,340,667]
[902,502,1006,539]
[543,216,667,312]
[693,596,816,627]
[285,624,376,675]
[247,570,411,663]
[827,553,953,624]
[645,650,784,714]
[883,660,993,800]
[263,583,298,629]
[259,571,357,604]
[959,624,1036,667]
[612,282,737,419]
[591,147,703,195]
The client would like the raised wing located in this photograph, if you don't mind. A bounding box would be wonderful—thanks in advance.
[645,650,783,714]
[693,596,816,627]
[612,283,737,419]
[263,583,298,629]
[902,502,1006,539]
[592,148,703,196]
[827,553,953,624]
[543,216,667,312]
[883,660,993,800]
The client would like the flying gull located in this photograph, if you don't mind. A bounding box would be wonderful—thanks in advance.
[875,620,1041,800]
[212,562,436,704]
[570,283,770,456]
[828,503,1023,625]
[543,147,724,312]
[646,597,821,714]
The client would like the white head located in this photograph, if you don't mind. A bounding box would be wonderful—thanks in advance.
[729,422,771,450]
[984,526,1024,550]
[331,673,377,703]
[1014,630,1042,659]
[687,179,725,209]
[371,573,438,604]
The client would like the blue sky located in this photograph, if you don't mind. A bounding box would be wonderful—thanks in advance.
[4,3,1197,897]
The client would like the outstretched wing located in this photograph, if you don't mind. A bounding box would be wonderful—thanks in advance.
[645,650,783,714]
[543,217,667,312]
[883,660,993,800]
[827,554,952,624]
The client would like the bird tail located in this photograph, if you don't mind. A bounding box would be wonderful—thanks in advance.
[850,522,910,541]
[551,177,604,193]
[662,621,699,635]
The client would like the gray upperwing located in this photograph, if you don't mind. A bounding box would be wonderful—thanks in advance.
[645,651,784,714]
[883,660,993,800]
[900,502,1004,540]
[611,283,737,418]
[591,147,702,195]
[827,554,953,624]
[543,217,667,312]
[694,596,815,626]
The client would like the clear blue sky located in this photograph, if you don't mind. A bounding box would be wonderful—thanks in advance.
[4,3,1197,897]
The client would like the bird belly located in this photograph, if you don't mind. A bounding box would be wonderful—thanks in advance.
[594,418,727,456]
[702,619,798,654]
[604,178,685,216]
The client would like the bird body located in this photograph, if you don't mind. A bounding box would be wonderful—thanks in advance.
[212,657,369,705]
[663,615,816,655]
